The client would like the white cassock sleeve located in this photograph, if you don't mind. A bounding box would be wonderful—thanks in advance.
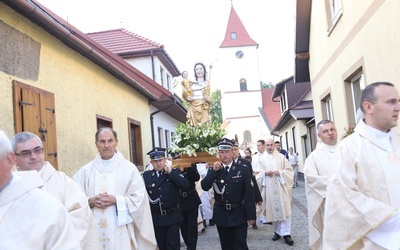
[366,210,400,249]
[115,196,133,226]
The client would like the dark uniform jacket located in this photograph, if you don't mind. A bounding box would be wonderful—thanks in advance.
[201,161,256,227]
[280,149,289,159]
[179,165,201,211]
[143,168,189,227]
[236,157,263,204]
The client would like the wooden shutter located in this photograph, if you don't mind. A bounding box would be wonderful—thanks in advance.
[13,81,58,169]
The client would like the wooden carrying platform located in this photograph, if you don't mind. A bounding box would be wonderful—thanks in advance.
[172,152,220,170]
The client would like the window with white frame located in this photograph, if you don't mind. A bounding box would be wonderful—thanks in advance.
[325,0,343,33]
[280,92,287,112]
[160,66,165,87]
[243,130,252,143]
[345,72,364,126]
[292,126,297,152]
[308,124,317,151]
[322,95,334,122]
[285,132,289,152]
[157,127,163,147]
[302,135,310,158]
[166,74,171,91]
[165,130,170,149]
[171,132,175,143]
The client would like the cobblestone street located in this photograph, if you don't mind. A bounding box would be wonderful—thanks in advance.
[196,178,309,250]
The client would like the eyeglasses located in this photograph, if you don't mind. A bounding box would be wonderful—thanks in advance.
[15,147,44,158]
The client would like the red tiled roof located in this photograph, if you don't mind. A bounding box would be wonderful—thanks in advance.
[220,6,258,48]
[87,28,180,76]
[261,88,281,130]
[87,29,163,54]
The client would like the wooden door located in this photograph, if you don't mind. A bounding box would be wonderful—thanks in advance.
[13,81,58,169]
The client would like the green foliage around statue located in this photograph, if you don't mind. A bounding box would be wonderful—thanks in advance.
[170,122,226,156]
[210,89,222,124]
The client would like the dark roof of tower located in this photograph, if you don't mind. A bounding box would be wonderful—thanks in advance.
[220,6,258,48]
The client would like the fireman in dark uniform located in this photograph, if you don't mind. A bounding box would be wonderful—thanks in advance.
[170,151,202,250]
[143,148,189,250]
[201,138,256,250]
[231,139,263,229]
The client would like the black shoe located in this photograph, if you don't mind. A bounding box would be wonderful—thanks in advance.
[209,219,215,226]
[272,233,281,241]
[283,235,294,245]
[266,222,272,225]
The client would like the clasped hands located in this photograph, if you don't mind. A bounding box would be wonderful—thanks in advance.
[88,192,116,209]
[265,170,280,177]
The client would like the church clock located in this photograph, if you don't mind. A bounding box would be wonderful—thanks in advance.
[235,50,244,59]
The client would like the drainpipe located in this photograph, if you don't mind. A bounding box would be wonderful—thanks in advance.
[150,98,176,148]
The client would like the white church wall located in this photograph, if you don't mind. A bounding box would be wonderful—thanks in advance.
[221,91,262,119]
[224,116,270,153]
[213,45,260,94]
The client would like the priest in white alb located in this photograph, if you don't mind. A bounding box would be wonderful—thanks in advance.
[0,130,78,249]
[303,120,338,250]
[323,82,400,249]
[73,127,157,250]
[11,131,98,249]
[252,138,294,246]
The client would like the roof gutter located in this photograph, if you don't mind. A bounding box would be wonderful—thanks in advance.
[9,0,158,100]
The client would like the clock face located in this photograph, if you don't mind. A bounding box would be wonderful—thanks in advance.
[235,50,244,59]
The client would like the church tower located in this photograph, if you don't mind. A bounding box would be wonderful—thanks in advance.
[213,4,269,150]
[213,5,260,93]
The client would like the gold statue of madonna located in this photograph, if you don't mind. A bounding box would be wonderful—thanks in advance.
[182,63,211,127]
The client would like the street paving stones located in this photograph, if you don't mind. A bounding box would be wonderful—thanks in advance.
[196,179,309,250]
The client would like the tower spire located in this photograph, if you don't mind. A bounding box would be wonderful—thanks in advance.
[220,6,258,48]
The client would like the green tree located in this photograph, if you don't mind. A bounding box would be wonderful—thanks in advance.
[260,81,274,89]
[210,89,222,124]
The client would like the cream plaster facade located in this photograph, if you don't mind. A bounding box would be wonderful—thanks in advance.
[309,0,400,135]
[0,3,153,176]
[273,91,314,173]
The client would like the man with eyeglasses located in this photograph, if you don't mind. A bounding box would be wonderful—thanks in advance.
[11,131,98,249]
[1,130,77,249]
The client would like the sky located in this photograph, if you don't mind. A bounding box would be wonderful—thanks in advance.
[37,0,296,84]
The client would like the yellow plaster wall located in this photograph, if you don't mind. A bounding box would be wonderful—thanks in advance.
[0,4,153,176]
